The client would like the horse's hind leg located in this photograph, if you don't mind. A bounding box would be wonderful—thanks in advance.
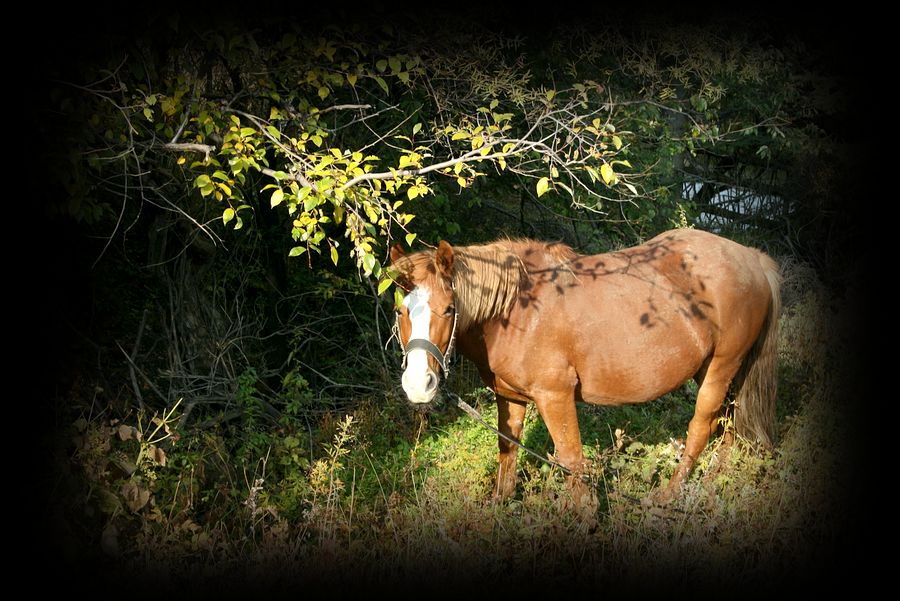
[662,358,741,501]
[495,396,527,501]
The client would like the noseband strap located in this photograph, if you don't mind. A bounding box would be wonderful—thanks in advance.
[403,338,451,373]
[397,301,459,377]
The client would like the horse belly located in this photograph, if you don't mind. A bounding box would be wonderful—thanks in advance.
[575,337,707,406]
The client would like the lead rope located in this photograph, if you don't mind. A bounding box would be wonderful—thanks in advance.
[446,391,582,478]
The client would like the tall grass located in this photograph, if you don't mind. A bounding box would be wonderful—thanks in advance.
[55,260,857,592]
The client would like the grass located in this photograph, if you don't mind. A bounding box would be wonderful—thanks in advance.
[50,263,859,593]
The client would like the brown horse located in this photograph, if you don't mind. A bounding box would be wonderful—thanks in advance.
[390,228,780,504]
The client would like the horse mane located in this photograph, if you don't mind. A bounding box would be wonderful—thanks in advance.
[394,239,577,331]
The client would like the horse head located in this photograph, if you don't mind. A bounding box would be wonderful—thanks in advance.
[390,241,458,406]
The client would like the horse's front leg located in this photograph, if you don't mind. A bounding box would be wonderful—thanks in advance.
[494,396,527,501]
[533,391,594,513]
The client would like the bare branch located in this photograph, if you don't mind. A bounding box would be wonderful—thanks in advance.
[318,103,372,114]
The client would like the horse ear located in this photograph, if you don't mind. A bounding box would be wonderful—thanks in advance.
[389,243,405,264]
[435,240,454,279]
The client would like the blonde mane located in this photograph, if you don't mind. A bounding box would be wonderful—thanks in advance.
[394,239,577,331]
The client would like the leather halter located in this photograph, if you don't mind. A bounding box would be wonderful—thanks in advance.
[396,293,459,376]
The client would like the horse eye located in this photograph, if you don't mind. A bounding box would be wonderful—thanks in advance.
[444,305,455,317]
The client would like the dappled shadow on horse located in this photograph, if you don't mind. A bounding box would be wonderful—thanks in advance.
[390,229,780,511]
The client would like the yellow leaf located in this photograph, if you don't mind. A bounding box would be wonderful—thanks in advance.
[330,246,339,265]
[536,177,550,197]
[600,164,616,185]
[407,186,419,200]
[270,189,284,208]
[612,135,623,150]
[457,177,467,188]
[347,73,357,86]
[377,278,392,295]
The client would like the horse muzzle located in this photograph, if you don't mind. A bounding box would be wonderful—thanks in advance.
[401,365,441,405]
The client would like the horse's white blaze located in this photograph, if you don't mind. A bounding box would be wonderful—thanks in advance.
[401,287,438,404]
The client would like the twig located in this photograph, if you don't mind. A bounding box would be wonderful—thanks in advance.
[319,103,372,114]
[162,142,215,162]
[126,310,148,410]
[116,341,168,405]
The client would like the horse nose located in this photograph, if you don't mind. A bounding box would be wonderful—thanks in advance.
[424,370,438,394]
[401,367,439,404]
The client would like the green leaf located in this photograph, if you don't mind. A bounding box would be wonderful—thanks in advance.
[222,207,235,225]
[266,125,281,140]
[412,123,422,135]
[318,86,330,100]
[362,253,376,274]
[394,288,405,308]
[405,233,417,246]
[270,188,284,208]
[612,135,623,150]
[195,175,211,188]
[330,245,339,266]
[347,73,358,86]
[536,176,550,197]
[376,59,388,72]
[289,246,307,257]
[374,76,389,94]
[377,278,392,296]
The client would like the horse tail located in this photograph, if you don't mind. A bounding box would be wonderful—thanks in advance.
[733,252,781,449]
